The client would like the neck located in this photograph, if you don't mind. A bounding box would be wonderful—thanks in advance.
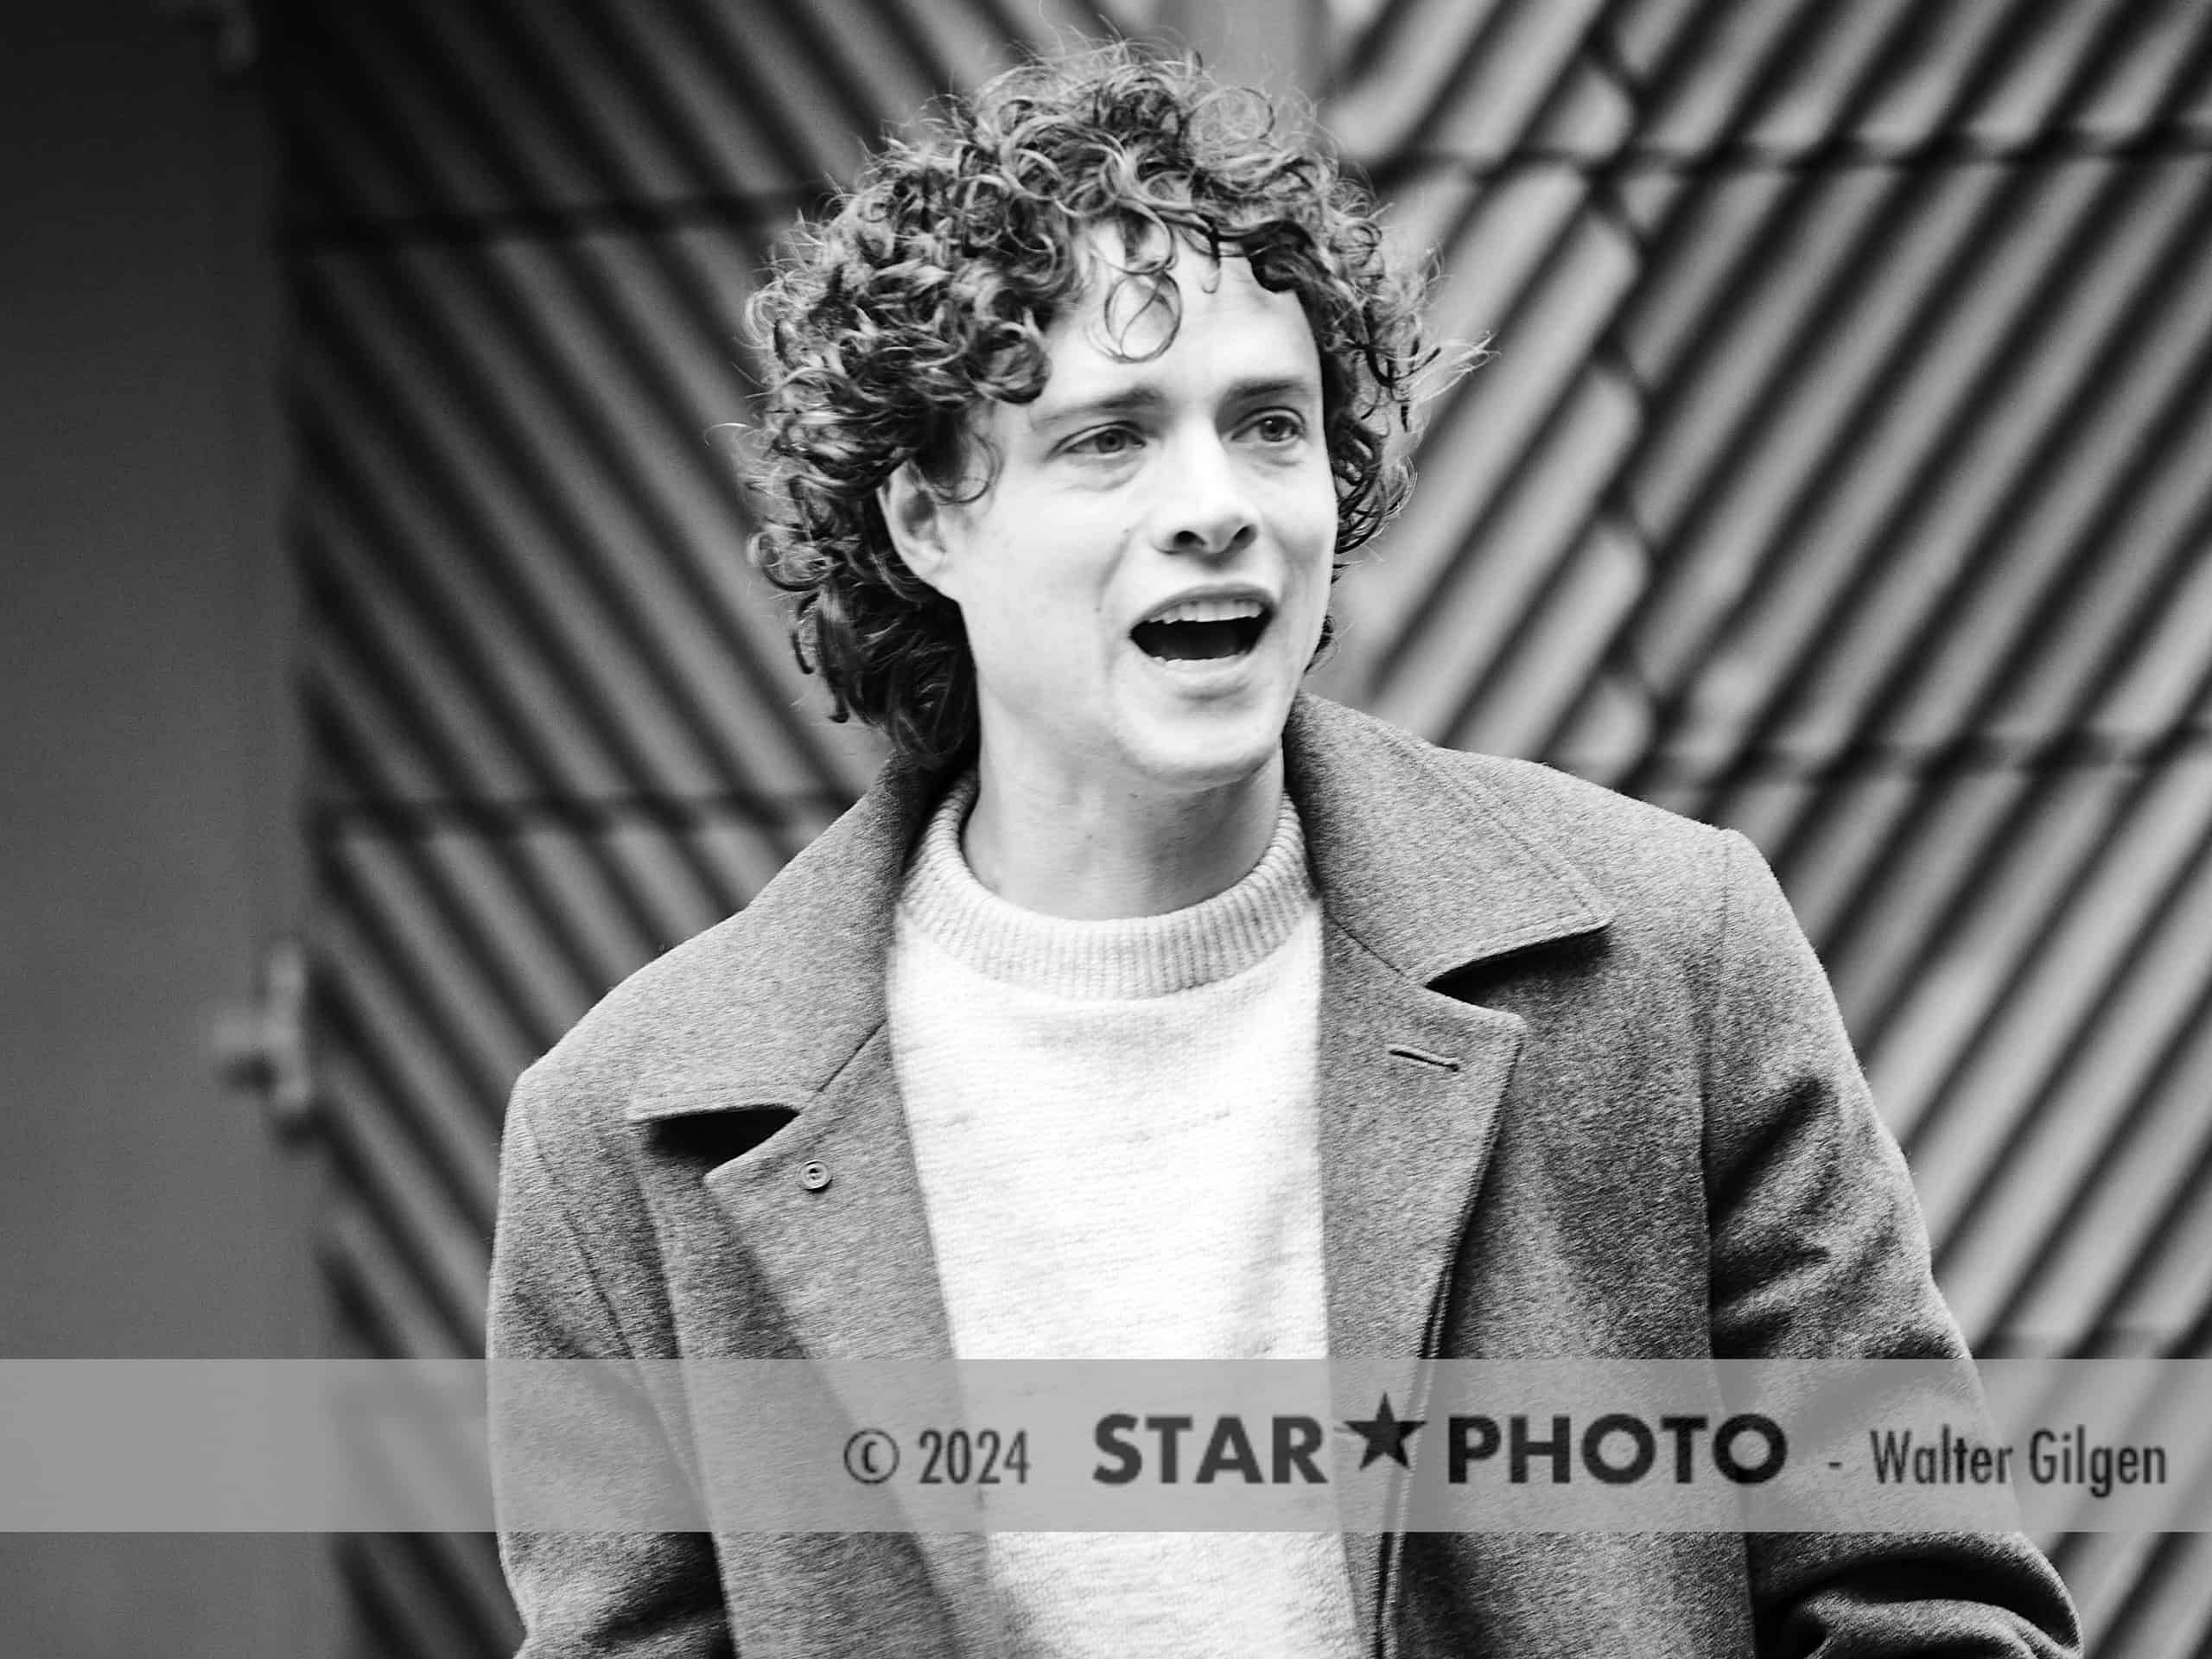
[958,748,1287,920]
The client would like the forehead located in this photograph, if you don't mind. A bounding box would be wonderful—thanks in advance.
[1025,232,1322,410]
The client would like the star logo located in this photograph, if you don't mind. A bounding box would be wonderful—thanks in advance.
[1342,1394,1425,1470]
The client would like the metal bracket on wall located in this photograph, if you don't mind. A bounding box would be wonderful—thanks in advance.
[212,937,318,1141]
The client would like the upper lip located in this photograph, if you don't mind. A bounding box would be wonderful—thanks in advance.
[1130,584,1279,630]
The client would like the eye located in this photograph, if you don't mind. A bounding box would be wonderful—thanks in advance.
[1245,410,1308,445]
[1064,424,1141,459]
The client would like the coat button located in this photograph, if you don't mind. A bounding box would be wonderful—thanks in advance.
[799,1160,831,1192]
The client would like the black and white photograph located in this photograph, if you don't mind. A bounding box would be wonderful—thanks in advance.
[6,1,2211,1654]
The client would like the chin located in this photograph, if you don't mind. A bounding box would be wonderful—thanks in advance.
[1121,702,1290,795]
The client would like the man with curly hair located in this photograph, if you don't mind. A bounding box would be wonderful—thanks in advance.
[492,44,2078,1659]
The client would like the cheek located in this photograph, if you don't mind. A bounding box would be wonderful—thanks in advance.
[1286,485,1338,617]
[961,550,1109,664]
[1274,458,1337,533]
[1287,485,1339,573]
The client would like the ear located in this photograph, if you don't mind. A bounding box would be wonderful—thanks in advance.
[877,464,957,598]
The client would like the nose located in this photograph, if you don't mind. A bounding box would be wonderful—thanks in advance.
[1149,429,1257,558]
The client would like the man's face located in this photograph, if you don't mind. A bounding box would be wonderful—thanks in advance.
[889,237,1338,800]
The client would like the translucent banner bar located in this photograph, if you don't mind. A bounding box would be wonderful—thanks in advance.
[0,1359,2202,1532]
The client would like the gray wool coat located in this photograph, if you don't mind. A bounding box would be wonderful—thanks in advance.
[490,693,2080,1658]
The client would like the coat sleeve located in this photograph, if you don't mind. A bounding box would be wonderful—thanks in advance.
[1700,830,2081,1657]
[488,1067,736,1658]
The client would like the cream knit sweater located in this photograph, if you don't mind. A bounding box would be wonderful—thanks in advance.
[887,772,1362,1657]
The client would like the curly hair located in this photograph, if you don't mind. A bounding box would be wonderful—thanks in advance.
[745,42,1438,768]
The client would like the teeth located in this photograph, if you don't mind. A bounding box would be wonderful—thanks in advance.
[1147,597,1266,625]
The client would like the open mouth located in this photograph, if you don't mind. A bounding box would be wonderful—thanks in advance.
[1129,602,1272,664]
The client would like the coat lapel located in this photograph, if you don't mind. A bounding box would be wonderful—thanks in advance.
[1311,925,1530,1362]
[620,758,1002,1655]
[1284,698,1611,1645]
[1309,922,1529,1643]
[694,1030,1004,1658]
[695,1031,949,1361]
[1285,695,1613,1372]
[620,753,954,1365]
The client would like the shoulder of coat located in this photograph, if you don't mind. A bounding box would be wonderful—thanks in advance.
[1427,742,1738,921]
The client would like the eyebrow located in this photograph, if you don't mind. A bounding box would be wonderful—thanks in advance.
[1030,374,1321,429]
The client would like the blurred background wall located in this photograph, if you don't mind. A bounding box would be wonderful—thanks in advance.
[0,0,336,1653]
[8,0,2211,1654]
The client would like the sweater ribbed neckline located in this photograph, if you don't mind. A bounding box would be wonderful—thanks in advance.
[898,771,1316,1000]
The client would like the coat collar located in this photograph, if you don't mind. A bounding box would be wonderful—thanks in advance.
[622,692,1610,1122]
